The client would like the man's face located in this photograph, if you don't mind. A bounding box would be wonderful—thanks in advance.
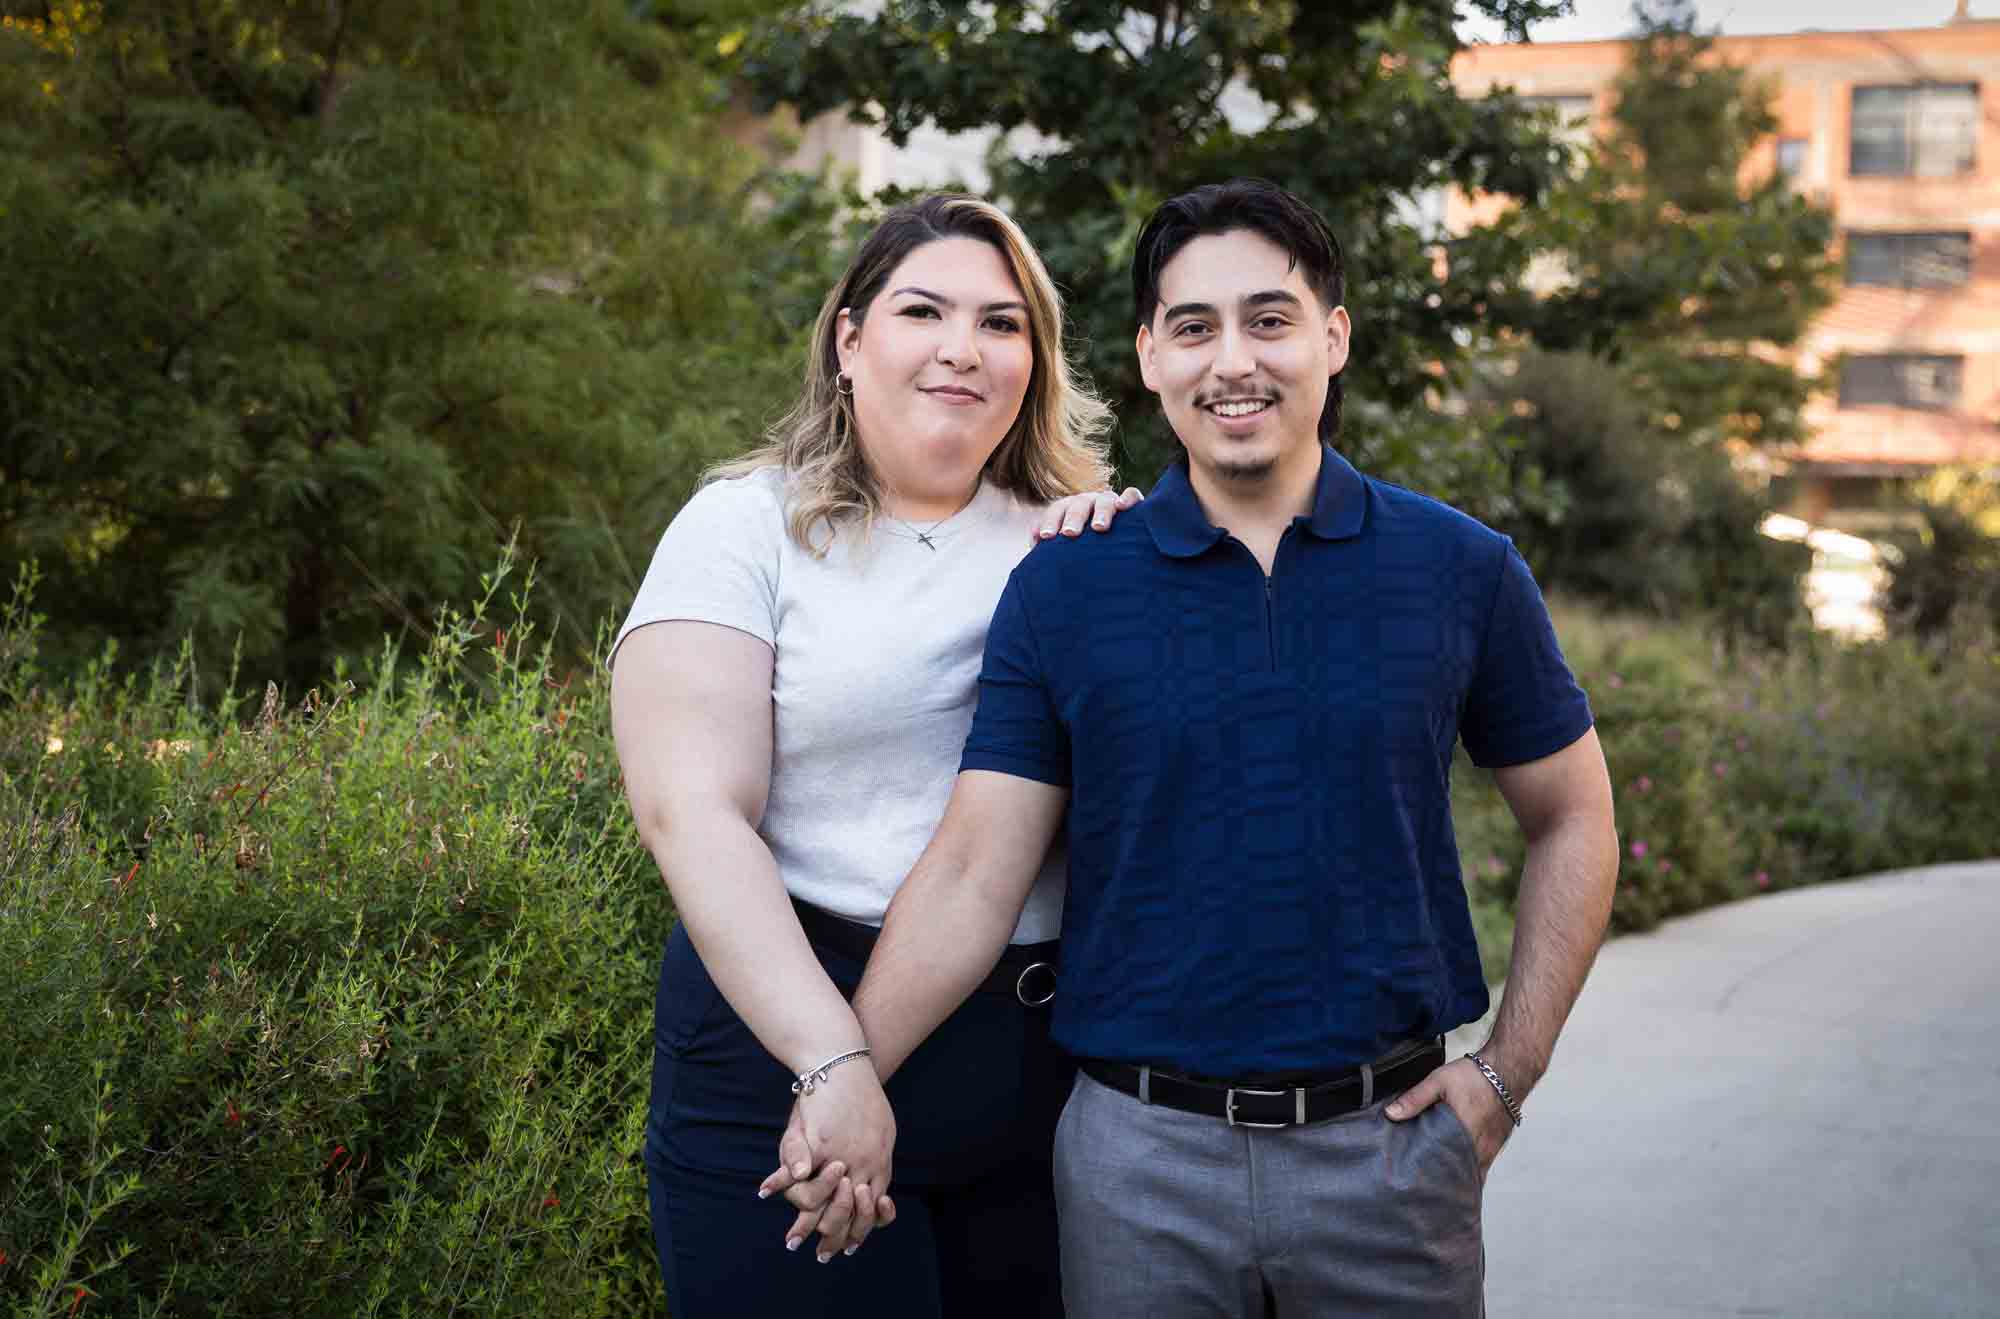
[1136,228,1350,484]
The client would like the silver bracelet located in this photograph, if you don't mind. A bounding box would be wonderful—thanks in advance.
[791,1047,872,1097]
[1465,1051,1524,1127]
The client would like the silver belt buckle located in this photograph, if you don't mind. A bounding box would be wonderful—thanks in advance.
[1224,1085,1295,1129]
[1014,961,1056,1007]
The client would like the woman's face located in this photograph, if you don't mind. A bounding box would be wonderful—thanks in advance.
[836,236,1036,513]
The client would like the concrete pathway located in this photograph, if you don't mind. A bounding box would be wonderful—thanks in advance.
[1465,861,2000,1318]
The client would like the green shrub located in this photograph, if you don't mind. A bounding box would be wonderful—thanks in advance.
[1,563,671,1316]
[1470,349,1811,646]
[1454,601,1999,973]
[1880,472,2000,639]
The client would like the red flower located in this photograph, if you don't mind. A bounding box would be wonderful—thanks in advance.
[69,1286,87,1317]
[226,1100,242,1128]
[542,1194,560,1210]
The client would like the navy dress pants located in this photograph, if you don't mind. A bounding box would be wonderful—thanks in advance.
[644,922,1073,1317]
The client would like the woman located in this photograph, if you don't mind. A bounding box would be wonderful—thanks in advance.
[609,194,1135,1317]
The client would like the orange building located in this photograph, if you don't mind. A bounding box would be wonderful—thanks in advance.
[1450,10,2000,530]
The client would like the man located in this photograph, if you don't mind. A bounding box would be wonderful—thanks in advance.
[773,178,1618,1315]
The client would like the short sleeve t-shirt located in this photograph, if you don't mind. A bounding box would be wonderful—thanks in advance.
[613,467,1067,943]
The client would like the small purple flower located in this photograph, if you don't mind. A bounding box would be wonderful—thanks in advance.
[1754,871,1771,890]
[1607,673,1625,689]
[1630,840,1649,859]
[1634,775,1653,795]
[1712,761,1728,778]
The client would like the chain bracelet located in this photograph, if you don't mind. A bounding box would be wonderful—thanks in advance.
[792,1047,872,1097]
[1465,1051,1524,1127]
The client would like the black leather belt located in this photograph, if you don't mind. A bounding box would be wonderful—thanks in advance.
[792,900,1058,1007]
[1079,1039,1446,1128]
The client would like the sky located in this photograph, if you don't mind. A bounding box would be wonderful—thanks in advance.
[1458,0,1974,44]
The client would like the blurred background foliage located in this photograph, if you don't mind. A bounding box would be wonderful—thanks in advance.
[5,0,1979,687]
[1,0,843,692]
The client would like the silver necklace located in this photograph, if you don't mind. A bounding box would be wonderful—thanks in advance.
[881,484,978,551]
[882,512,954,550]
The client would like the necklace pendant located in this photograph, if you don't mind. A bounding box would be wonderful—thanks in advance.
[916,533,938,550]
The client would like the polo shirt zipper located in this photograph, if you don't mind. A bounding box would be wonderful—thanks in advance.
[1264,573,1276,671]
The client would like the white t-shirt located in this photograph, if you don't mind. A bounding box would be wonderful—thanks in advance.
[611,466,1067,944]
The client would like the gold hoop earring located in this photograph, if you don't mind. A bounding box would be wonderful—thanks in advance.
[836,371,855,397]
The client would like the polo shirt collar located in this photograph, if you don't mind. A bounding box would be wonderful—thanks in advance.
[1145,445,1368,559]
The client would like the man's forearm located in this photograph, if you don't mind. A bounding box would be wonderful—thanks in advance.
[849,836,1023,1079]
[1482,809,1619,1101]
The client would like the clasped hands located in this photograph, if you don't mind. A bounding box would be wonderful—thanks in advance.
[757,1060,898,1261]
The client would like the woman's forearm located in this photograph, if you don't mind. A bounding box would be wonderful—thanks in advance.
[647,809,864,1076]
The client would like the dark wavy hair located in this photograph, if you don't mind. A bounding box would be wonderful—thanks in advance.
[1131,178,1347,442]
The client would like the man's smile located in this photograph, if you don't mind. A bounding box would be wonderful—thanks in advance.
[1204,397,1273,418]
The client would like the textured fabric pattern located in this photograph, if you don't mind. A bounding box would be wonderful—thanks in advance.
[612,467,1067,941]
[961,449,1593,1073]
[1054,1072,1484,1318]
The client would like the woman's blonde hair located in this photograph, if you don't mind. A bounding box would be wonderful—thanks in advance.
[709,194,1113,553]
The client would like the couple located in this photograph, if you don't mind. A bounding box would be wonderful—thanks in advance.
[609,179,1619,1318]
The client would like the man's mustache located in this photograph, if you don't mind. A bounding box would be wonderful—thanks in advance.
[1192,387,1281,407]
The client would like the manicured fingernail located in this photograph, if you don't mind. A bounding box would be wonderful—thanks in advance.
[1387,1103,1405,1118]
[793,1162,810,1177]
[786,1237,801,1252]
[844,1245,859,1256]
[817,1251,832,1264]
[1094,519,1107,529]
[757,1187,771,1199]
[1038,529,1053,538]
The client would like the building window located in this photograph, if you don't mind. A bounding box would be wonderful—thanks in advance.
[1776,136,1808,182]
[1850,84,1977,177]
[1839,354,1964,410]
[1520,94,1595,150]
[1846,232,1973,288]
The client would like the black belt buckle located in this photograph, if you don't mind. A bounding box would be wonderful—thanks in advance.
[1013,961,1056,1006]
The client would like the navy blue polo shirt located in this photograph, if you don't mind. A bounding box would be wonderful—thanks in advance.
[961,447,1592,1077]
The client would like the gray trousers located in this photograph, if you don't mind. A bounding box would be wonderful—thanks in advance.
[1053,1071,1485,1318]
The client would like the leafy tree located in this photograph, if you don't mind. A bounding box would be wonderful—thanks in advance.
[1881,470,2000,639]
[1469,349,1809,643]
[1500,0,1838,450]
[1,0,835,688]
[739,0,1583,510]
[1459,1,1836,638]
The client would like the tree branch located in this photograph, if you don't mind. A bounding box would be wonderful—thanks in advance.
[318,0,351,124]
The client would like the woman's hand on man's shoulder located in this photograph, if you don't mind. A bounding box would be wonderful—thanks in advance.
[1034,486,1143,542]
